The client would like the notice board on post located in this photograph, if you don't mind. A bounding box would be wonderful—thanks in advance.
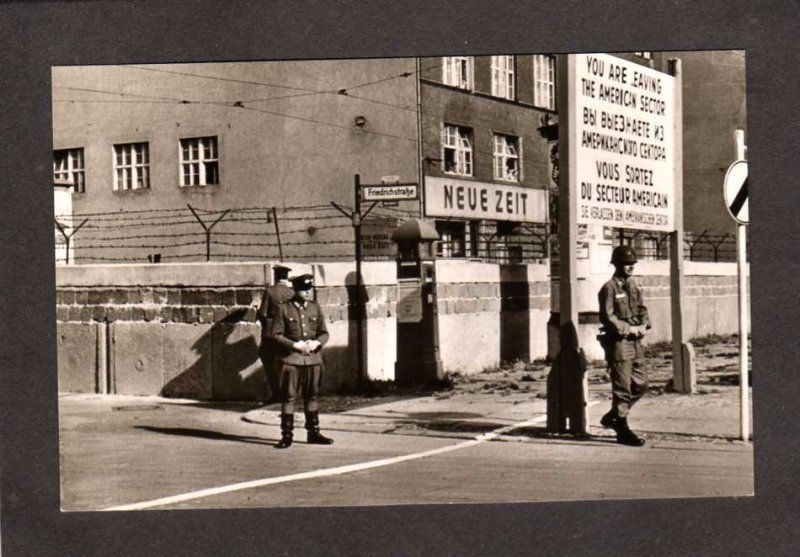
[567,53,676,232]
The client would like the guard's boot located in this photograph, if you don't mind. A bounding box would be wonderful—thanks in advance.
[616,417,645,447]
[275,414,294,449]
[305,411,334,445]
[600,410,620,431]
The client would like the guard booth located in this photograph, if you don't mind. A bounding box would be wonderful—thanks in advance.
[391,219,444,385]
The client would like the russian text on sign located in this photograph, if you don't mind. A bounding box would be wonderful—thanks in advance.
[570,53,676,232]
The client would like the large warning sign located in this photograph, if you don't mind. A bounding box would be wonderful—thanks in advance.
[570,54,676,231]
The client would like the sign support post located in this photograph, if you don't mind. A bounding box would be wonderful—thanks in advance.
[331,174,379,387]
[547,54,586,435]
[668,59,696,394]
[734,129,750,442]
[549,52,681,434]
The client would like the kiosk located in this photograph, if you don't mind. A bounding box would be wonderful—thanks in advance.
[391,219,443,385]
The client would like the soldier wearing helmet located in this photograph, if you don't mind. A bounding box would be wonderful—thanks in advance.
[597,244,651,447]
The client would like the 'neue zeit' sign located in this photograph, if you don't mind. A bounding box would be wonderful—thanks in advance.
[569,54,676,232]
[425,177,547,223]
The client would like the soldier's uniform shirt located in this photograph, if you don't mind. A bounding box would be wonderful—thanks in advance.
[270,298,330,413]
[257,282,295,340]
[598,275,651,418]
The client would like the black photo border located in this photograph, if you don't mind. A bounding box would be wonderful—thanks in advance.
[2,1,798,555]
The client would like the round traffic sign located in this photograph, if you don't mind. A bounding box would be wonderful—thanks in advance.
[723,159,748,225]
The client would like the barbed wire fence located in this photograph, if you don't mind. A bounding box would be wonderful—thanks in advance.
[53,204,419,264]
[53,204,738,265]
[617,228,738,262]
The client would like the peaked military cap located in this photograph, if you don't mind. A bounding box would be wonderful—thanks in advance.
[272,264,292,280]
[291,274,314,291]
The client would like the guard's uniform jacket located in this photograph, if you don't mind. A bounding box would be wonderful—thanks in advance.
[598,275,651,419]
[257,283,294,341]
[270,298,329,366]
[256,282,295,401]
[598,275,650,361]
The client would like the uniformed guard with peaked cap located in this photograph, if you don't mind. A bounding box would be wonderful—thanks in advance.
[257,264,294,402]
[270,273,333,448]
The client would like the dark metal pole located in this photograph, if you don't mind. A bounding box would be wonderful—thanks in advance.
[272,207,284,261]
[354,174,365,386]
[187,204,229,262]
[54,217,88,265]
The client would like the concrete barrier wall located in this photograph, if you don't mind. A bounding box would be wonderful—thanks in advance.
[55,261,399,398]
[570,261,747,361]
[56,260,747,398]
[434,260,551,373]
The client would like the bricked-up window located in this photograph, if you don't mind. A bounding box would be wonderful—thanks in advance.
[533,55,556,110]
[442,56,473,90]
[435,220,466,258]
[53,148,85,192]
[113,142,150,191]
[442,124,473,176]
[180,136,219,187]
[493,133,520,182]
[491,55,515,100]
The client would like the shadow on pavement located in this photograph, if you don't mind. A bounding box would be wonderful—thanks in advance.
[158,401,268,413]
[135,425,277,445]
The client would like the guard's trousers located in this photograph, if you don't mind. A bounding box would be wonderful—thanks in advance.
[279,363,322,415]
[609,358,648,418]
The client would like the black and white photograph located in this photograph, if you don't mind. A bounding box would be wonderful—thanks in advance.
[4,1,800,555]
[52,50,753,511]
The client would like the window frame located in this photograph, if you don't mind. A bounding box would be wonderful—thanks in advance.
[491,55,515,100]
[53,147,86,193]
[442,124,474,177]
[442,56,473,90]
[435,220,467,259]
[493,133,521,182]
[533,55,556,110]
[180,136,220,187]
[113,142,150,191]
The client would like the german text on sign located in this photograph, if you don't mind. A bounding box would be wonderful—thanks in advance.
[362,184,419,202]
[569,54,676,232]
[424,177,548,223]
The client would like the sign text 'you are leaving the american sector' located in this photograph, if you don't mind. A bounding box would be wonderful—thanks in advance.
[570,54,676,232]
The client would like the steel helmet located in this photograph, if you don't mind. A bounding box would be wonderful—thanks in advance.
[611,245,638,265]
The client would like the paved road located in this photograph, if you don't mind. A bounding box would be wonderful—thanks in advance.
[59,389,753,511]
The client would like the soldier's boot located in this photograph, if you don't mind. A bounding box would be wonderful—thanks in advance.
[305,411,334,445]
[600,410,620,431]
[275,414,294,449]
[616,417,645,447]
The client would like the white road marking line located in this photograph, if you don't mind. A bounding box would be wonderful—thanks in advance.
[103,402,598,511]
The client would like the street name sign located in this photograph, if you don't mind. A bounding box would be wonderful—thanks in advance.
[723,159,748,225]
[362,183,419,202]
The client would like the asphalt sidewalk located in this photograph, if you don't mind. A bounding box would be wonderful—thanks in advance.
[242,384,753,447]
[57,379,754,511]
[58,335,754,510]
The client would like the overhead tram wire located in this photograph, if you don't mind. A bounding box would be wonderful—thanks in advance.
[55,87,420,145]
[121,60,440,98]
[60,59,439,116]
[59,60,524,150]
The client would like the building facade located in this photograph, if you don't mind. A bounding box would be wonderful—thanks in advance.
[52,51,744,265]
[52,55,557,264]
